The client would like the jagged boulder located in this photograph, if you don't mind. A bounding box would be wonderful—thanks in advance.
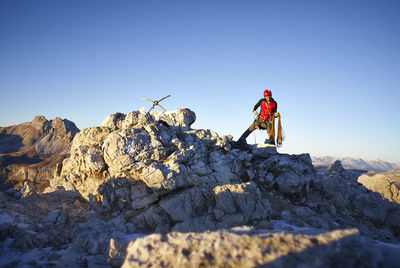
[103,128,171,177]
[213,182,272,228]
[98,178,158,211]
[128,181,272,233]
[152,108,196,130]
[257,153,315,195]
[47,108,241,202]
[44,127,111,197]
[358,172,400,204]
[159,187,208,223]
[314,160,400,229]
[140,160,194,196]
[101,108,195,131]
[102,112,129,130]
[71,217,140,266]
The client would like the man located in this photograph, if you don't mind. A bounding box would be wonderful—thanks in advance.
[237,89,279,145]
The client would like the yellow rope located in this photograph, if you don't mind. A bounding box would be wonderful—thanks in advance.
[268,114,284,147]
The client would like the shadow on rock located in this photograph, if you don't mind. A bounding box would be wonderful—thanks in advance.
[0,133,24,154]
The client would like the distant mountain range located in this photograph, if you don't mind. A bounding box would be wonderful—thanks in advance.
[311,156,400,173]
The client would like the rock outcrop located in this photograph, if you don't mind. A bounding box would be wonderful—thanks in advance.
[46,108,278,233]
[1,108,400,267]
[358,171,400,204]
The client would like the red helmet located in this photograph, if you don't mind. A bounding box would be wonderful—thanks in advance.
[264,89,272,97]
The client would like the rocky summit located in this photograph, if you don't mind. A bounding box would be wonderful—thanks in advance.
[1,108,400,267]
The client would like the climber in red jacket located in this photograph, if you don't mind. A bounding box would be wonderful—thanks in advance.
[237,89,280,145]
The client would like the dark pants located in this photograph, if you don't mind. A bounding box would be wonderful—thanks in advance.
[238,117,273,143]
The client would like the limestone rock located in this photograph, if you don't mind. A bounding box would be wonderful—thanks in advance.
[20,181,36,198]
[152,108,196,130]
[209,150,240,184]
[129,181,158,210]
[213,182,272,227]
[57,246,87,268]
[251,144,277,157]
[98,178,158,211]
[43,209,68,226]
[312,159,400,232]
[101,108,195,131]
[122,228,400,268]
[60,127,111,177]
[351,192,389,224]
[101,112,126,130]
[140,160,193,196]
[358,172,400,204]
[159,187,207,223]
[102,128,163,176]
[70,126,111,147]
[171,216,217,232]
[131,206,171,233]
[260,154,315,195]
[72,218,125,255]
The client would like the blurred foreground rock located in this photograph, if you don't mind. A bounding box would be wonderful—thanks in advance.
[122,227,400,268]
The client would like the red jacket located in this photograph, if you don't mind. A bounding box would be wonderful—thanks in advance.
[253,98,277,121]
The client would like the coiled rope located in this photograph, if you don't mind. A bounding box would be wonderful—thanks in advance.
[253,113,285,147]
[269,113,285,147]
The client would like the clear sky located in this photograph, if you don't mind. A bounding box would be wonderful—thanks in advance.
[1,0,399,162]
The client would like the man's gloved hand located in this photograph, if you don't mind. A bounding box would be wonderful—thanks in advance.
[274,112,280,117]
[253,110,259,116]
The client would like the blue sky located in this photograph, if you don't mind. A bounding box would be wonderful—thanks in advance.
[1,0,399,162]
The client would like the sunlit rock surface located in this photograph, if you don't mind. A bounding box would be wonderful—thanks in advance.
[1,108,400,267]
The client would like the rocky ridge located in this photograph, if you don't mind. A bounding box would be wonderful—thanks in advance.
[0,116,79,192]
[1,108,400,267]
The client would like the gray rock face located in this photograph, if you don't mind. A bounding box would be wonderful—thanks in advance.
[140,160,193,196]
[4,108,400,267]
[44,110,400,241]
[98,178,158,211]
[258,153,314,195]
[103,128,155,175]
[251,144,277,157]
[308,160,400,238]
[358,172,400,204]
[160,187,207,223]
[213,182,271,228]
[101,112,129,130]
[43,209,68,226]
[152,108,196,130]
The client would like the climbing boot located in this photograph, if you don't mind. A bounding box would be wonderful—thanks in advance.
[238,129,251,143]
